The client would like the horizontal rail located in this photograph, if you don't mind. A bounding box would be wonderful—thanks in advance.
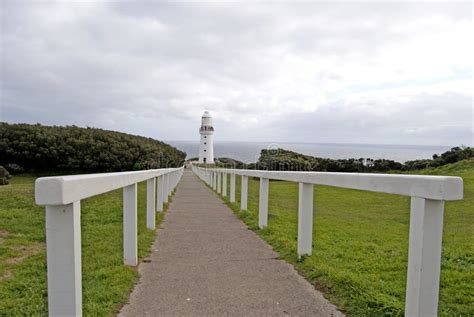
[192,165,464,317]
[35,168,182,205]
[198,168,463,201]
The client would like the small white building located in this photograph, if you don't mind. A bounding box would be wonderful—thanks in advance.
[198,111,214,164]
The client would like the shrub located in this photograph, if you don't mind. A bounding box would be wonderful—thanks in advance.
[5,163,24,174]
[0,166,11,185]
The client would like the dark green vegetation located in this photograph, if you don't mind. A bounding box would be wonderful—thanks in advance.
[0,176,172,316]
[188,157,246,168]
[253,146,473,172]
[214,157,246,168]
[218,159,474,316]
[0,166,11,185]
[0,123,186,173]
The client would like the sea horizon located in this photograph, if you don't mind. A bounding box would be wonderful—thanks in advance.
[167,140,456,163]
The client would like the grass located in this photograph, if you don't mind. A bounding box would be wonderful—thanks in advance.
[218,159,474,316]
[1,160,472,316]
[0,175,171,316]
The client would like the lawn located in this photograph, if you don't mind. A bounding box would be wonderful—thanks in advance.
[219,159,473,316]
[0,175,170,316]
[1,161,472,316]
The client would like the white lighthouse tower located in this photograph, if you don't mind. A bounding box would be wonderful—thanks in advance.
[198,111,214,164]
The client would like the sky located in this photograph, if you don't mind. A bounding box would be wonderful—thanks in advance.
[1,1,472,146]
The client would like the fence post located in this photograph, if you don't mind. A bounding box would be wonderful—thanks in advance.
[259,178,269,229]
[123,184,137,266]
[213,172,217,190]
[217,172,222,194]
[156,175,164,212]
[45,202,82,316]
[146,178,156,229]
[298,183,314,256]
[222,173,227,197]
[173,172,176,191]
[405,197,445,317]
[168,172,173,196]
[241,175,248,210]
[230,173,236,203]
[163,173,169,203]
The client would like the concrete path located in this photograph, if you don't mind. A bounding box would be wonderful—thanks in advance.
[119,171,343,316]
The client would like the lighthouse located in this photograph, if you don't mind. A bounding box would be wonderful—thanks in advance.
[198,111,214,164]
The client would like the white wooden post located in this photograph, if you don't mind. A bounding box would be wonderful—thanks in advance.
[241,175,248,210]
[259,178,269,229]
[163,173,169,203]
[123,184,137,266]
[146,178,156,229]
[230,173,236,203]
[168,172,173,196]
[222,173,227,197]
[298,183,314,257]
[213,172,217,190]
[45,202,82,316]
[405,197,445,317]
[217,172,222,194]
[171,171,175,187]
[156,175,164,212]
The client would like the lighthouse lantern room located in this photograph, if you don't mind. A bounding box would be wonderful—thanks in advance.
[198,111,214,164]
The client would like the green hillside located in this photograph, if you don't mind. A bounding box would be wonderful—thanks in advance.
[0,122,185,173]
[255,147,473,172]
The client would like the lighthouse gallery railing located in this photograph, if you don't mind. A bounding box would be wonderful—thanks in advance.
[35,167,183,316]
[192,165,463,317]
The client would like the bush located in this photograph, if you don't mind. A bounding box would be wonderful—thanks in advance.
[0,166,11,185]
[5,163,24,174]
[215,157,245,169]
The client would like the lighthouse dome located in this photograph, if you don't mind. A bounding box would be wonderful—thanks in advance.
[201,111,213,126]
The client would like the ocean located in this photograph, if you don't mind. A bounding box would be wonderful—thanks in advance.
[167,141,453,163]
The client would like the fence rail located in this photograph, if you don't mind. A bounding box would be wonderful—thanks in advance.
[35,167,183,316]
[192,165,463,317]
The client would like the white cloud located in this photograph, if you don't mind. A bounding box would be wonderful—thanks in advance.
[0,1,472,145]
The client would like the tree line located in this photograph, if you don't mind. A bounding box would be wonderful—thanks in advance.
[203,147,473,172]
[0,123,186,174]
[253,147,473,172]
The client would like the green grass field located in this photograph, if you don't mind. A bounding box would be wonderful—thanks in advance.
[1,161,472,316]
[219,159,473,316]
[0,176,170,316]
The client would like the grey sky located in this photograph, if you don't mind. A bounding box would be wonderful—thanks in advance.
[1,1,472,145]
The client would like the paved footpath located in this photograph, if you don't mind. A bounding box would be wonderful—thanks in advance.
[119,171,343,317]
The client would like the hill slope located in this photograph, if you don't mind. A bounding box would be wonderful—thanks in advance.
[0,123,185,173]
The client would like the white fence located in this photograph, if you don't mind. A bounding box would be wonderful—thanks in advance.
[192,165,463,317]
[35,167,183,316]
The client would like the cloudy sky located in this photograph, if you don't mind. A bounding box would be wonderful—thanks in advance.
[1,1,472,146]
